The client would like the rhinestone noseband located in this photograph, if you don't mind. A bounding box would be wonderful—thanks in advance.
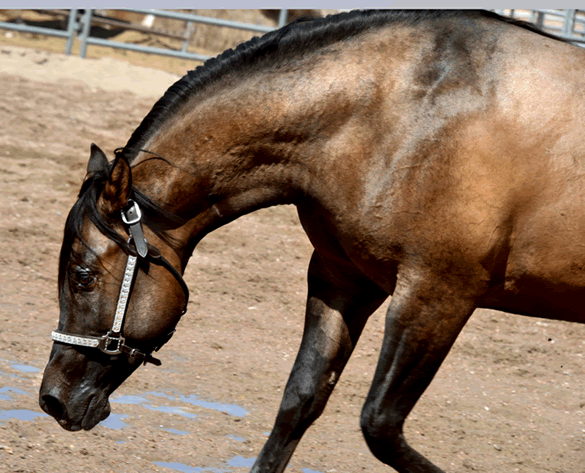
[51,200,189,366]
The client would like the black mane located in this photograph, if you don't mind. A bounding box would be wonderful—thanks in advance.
[122,9,568,162]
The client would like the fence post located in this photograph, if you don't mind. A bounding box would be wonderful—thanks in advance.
[181,20,195,53]
[563,10,577,37]
[64,9,78,55]
[79,9,93,59]
[535,11,545,29]
[278,10,288,28]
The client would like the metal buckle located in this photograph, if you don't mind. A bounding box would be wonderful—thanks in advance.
[99,332,125,355]
[121,199,142,225]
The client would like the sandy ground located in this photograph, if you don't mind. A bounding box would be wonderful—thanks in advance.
[0,43,584,473]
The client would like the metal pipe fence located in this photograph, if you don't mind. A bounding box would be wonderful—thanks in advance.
[491,9,585,44]
[0,9,583,64]
[0,9,289,62]
[77,9,286,61]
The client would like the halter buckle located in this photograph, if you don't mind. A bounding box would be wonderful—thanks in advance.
[121,200,142,225]
[99,332,125,355]
[122,200,148,258]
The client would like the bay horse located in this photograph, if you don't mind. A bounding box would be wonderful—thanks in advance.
[39,10,585,473]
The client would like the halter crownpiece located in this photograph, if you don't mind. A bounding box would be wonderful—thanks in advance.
[51,200,189,366]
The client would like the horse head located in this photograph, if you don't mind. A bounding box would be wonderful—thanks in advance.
[39,144,189,431]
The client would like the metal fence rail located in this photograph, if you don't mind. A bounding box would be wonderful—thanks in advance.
[76,9,287,61]
[0,9,583,64]
[0,10,80,55]
[492,9,585,44]
[0,9,288,62]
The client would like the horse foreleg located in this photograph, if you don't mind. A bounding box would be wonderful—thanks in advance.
[250,251,387,473]
[360,274,478,473]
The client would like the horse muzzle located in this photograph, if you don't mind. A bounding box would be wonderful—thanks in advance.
[39,344,118,431]
[39,383,111,431]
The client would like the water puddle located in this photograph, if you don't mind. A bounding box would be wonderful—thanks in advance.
[226,455,255,468]
[9,363,41,373]
[165,428,189,435]
[153,462,229,473]
[112,394,197,419]
[110,391,248,421]
[149,391,175,400]
[101,413,129,430]
[0,386,27,401]
[0,409,48,422]
[0,360,323,473]
[150,405,197,418]
[0,370,21,379]
[179,394,248,417]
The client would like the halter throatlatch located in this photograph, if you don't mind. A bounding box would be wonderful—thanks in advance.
[51,200,189,366]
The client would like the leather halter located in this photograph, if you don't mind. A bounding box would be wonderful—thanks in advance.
[51,200,189,366]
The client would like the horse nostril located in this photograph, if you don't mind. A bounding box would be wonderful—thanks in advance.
[41,394,66,420]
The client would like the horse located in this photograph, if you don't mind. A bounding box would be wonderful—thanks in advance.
[39,10,585,473]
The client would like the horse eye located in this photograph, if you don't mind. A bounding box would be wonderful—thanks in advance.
[76,269,95,288]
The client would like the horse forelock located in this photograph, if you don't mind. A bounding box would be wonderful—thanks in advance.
[58,163,185,295]
[58,169,125,294]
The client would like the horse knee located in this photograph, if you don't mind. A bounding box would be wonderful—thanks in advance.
[360,403,405,461]
[278,383,328,432]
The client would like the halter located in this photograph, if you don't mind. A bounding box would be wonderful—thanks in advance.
[51,200,189,366]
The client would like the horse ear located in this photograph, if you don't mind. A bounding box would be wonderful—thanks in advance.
[87,143,109,174]
[97,154,132,218]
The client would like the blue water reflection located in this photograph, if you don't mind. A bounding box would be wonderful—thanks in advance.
[0,386,27,401]
[0,409,48,421]
[101,413,129,430]
[165,428,189,435]
[112,394,197,419]
[179,394,248,417]
[226,455,256,468]
[111,391,248,419]
[10,364,41,373]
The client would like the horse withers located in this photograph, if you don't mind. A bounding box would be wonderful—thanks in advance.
[39,10,585,473]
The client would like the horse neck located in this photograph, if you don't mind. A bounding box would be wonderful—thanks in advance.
[133,67,353,226]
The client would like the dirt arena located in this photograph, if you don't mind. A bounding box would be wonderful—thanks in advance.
[0,39,584,473]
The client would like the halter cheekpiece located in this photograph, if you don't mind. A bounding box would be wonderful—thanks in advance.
[51,200,189,366]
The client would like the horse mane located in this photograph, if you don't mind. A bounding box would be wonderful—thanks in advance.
[125,9,570,160]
